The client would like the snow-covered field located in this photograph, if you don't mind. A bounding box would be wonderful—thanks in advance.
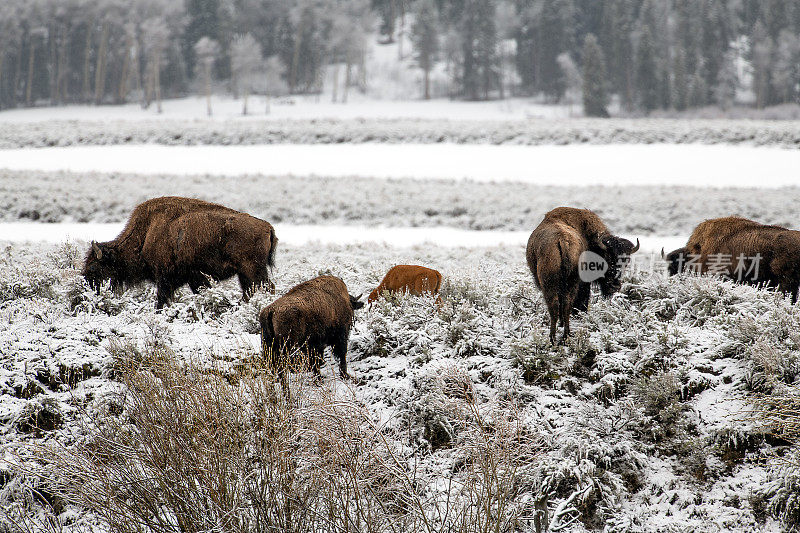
[2,108,800,532]
[1,143,798,187]
[0,240,795,532]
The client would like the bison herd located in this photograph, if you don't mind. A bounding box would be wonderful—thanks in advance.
[82,196,800,385]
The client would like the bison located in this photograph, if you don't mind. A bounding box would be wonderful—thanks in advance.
[82,196,277,308]
[527,207,639,343]
[259,276,364,386]
[665,216,800,302]
[368,265,443,304]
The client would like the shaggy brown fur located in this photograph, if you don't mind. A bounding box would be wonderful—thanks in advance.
[259,276,364,385]
[367,265,443,303]
[527,208,639,343]
[82,196,277,308]
[666,216,800,301]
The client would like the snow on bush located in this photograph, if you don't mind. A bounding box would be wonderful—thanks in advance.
[5,169,800,237]
[0,240,798,531]
[2,117,800,149]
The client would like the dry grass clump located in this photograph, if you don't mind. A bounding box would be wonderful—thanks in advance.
[11,345,540,533]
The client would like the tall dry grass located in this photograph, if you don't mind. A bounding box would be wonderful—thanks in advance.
[12,343,540,533]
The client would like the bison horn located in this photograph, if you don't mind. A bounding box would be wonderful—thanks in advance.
[631,238,640,253]
[661,247,665,259]
[92,241,103,260]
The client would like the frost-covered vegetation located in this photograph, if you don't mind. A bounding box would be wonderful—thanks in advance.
[4,168,800,235]
[2,239,799,531]
[4,118,800,149]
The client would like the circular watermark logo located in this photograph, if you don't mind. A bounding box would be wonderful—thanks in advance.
[579,250,608,282]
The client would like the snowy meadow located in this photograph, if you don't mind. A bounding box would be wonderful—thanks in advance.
[2,112,800,532]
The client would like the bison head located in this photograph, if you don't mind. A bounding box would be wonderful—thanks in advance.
[350,293,365,310]
[663,247,688,276]
[82,241,119,292]
[597,235,639,296]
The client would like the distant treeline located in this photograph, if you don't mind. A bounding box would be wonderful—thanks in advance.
[0,0,798,114]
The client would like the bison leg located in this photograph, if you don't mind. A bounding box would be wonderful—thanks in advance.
[332,330,351,380]
[188,272,211,294]
[559,285,579,344]
[156,278,176,309]
[779,279,800,304]
[545,295,559,344]
[238,274,254,302]
[573,282,590,314]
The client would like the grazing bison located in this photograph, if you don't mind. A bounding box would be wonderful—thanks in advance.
[82,196,277,308]
[368,265,443,304]
[665,216,800,302]
[259,276,364,385]
[527,207,639,343]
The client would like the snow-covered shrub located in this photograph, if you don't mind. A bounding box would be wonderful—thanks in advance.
[0,261,58,302]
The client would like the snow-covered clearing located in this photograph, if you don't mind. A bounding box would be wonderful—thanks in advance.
[0,96,572,123]
[1,143,797,187]
[0,222,686,259]
[0,240,793,532]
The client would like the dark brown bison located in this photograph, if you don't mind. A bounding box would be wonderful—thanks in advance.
[259,276,364,385]
[527,207,639,343]
[665,216,800,302]
[368,265,443,304]
[82,196,277,308]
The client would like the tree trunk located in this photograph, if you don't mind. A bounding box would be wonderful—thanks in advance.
[118,32,133,103]
[331,61,339,102]
[154,56,162,114]
[289,14,307,94]
[205,63,212,116]
[82,22,93,102]
[424,66,430,99]
[26,34,36,107]
[56,25,69,104]
[0,48,5,109]
[343,60,351,103]
[94,21,109,105]
[242,88,249,115]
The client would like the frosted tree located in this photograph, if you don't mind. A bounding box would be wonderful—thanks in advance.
[773,29,800,104]
[672,48,688,111]
[0,1,23,108]
[194,36,220,116]
[714,49,738,110]
[581,34,608,117]
[750,21,772,109]
[231,33,261,115]
[411,0,439,100]
[556,53,581,114]
[263,55,287,114]
[141,16,169,113]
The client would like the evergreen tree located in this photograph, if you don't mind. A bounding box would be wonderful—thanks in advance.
[459,0,497,100]
[635,25,659,112]
[184,0,220,78]
[411,0,439,100]
[672,47,688,111]
[581,33,608,117]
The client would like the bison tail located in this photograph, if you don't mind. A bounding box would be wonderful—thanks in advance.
[557,241,571,297]
[267,226,278,269]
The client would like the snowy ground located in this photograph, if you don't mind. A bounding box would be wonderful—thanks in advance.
[1,143,798,187]
[0,240,794,532]
[2,111,800,531]
[0,95,573,123]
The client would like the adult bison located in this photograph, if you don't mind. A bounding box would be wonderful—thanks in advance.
[259,276,364,386]
[665,216,800,302]
[527,207,639,343]
[368,265,442,304]
[82,196,277,308]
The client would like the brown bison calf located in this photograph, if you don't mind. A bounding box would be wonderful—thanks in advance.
[259,276,364,385]
[82,196,277,308]
[527,207,638,344]
[368,265,443,303]
[665,216,800,302]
